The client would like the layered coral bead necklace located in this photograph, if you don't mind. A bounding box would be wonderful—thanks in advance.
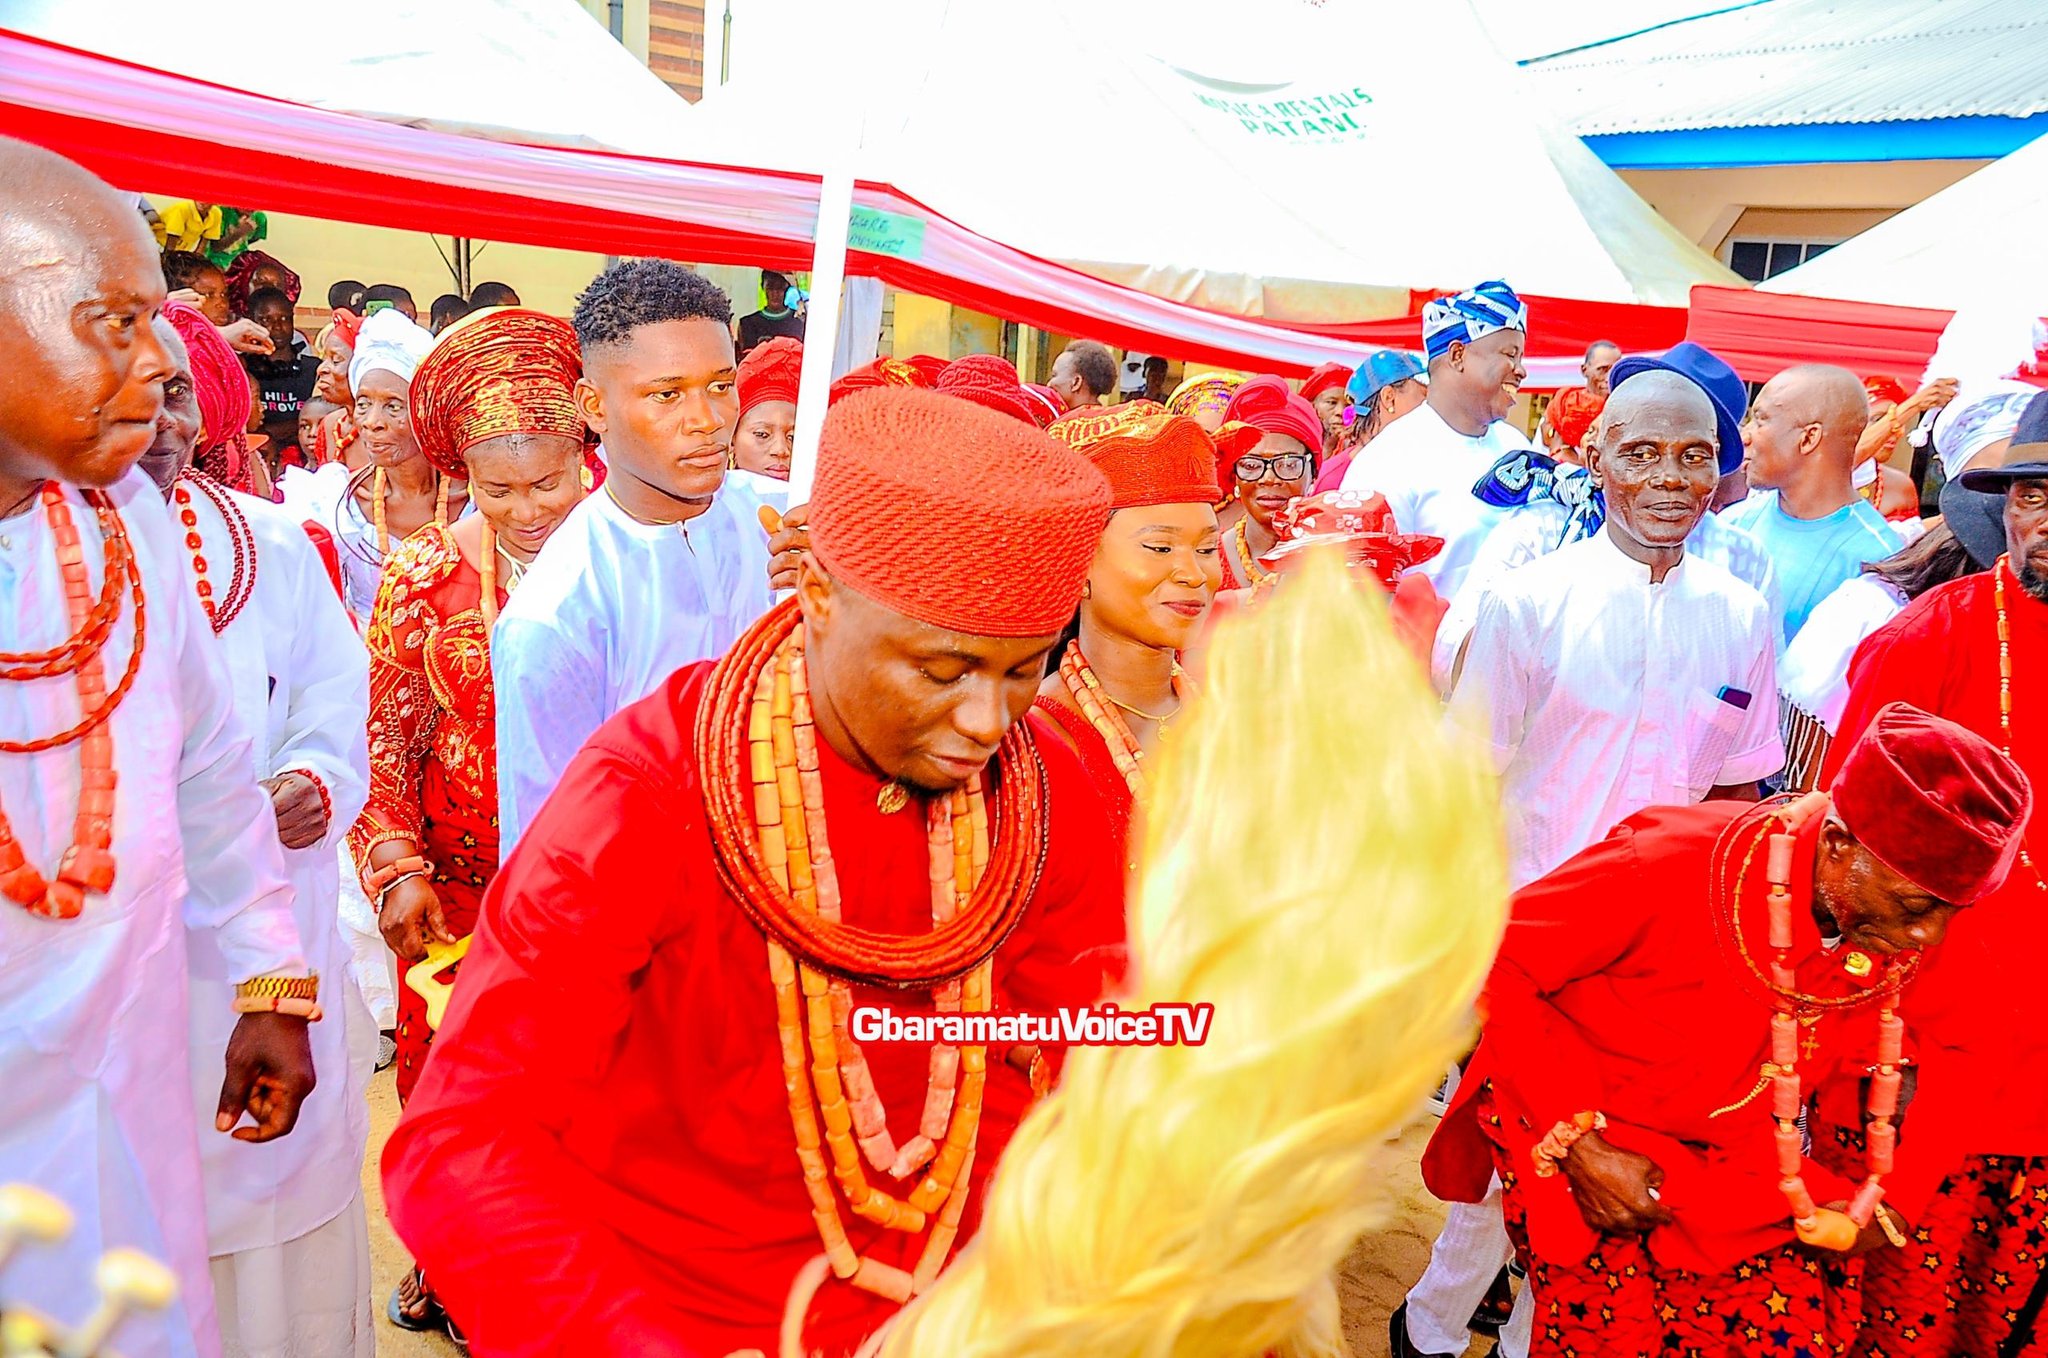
[367,467,452,554]
[1709,792,1912,1252]
[696,600,1049,1304]
[1057,639,1187,795]
[0,485,148,919]
[172,468,257,634]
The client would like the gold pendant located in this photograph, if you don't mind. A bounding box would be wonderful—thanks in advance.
[1842,951,1873,979]
[876,782,910,815]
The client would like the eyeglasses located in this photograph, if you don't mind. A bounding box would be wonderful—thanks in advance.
[1234,453,1311,483]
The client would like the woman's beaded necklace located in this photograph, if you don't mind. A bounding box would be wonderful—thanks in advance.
[1228,517,1275,589]
[1057,639,1186,796]
[173,468,257,634]
[368,467,452,554]
[0,486,148,919]
[1995,555,2047,895]
[477,525,529,628]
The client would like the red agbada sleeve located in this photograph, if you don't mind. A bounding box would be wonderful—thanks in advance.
[380,716,710,1352]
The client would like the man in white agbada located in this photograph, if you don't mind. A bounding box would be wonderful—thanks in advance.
[1393,369,1783,1358]
[1340,279,1533,606]
[1449,366,1783,887]
[0,140,319,1358]
[1434,341,1781,691]
[140,312,376,1357]
[493,260,769,849]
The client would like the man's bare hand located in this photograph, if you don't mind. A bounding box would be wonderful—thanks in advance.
[262,772,329,849]
[767,500,810,593]
[216,1011,316,1143]
[1561,1131,1673,1235]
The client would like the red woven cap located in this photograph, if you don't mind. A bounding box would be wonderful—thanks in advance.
[1864,374,1910,409]
[936,353,1038,425]
[738,335,803,419]
[1225,374,1323,453]
[810,388,1112,637]
[1831,701,2035,905]
[1047,405,1216,510]
[1021,383,1066,429]
[828,357,926,407]
[1300,361,1350,402]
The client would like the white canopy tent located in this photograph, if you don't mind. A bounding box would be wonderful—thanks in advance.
[0,0,1715,480]
[1760,131,2048,312]
[689,0,1741,322]
[0,0,691,151]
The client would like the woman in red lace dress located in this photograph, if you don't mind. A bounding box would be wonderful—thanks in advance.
[347,308,588,1339]
[1031,405,1222,862]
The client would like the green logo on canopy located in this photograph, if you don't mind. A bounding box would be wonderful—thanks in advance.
[848,206,927,261]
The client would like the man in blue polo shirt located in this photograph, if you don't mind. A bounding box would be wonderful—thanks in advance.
[1722,363,1903,646]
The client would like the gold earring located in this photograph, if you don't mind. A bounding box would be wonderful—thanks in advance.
[1083,580,1093,599]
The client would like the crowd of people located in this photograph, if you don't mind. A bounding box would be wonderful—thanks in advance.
[1,136,2044,1358]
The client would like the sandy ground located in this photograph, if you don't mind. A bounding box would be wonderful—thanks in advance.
[361,1068,1491,1356]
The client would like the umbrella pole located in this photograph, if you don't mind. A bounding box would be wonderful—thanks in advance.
[787,168,855,505]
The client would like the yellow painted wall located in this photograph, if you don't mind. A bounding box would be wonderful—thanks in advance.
[175,208,609,319]
[1619,160,1988,257]
[891,293,954,359]
[949,308,1002,361]
[157,203,783,333]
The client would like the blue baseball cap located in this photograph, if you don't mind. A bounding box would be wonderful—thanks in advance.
[1608,341,1748,474]
[1345,349,1428,409]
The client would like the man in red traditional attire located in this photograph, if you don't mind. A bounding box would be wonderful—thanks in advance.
[383,386,1126,1355]
[1424,704,2032,1358]
[1823,395,2048,1357]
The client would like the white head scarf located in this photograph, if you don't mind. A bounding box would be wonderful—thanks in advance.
[1931,381,2039,479]
[348,308,435,394]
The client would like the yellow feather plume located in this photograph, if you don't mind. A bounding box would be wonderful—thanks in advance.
[871,550,1509,1358]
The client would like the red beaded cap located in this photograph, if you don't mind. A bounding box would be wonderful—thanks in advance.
[808,388,1110,638]
[1830,701,2034,904]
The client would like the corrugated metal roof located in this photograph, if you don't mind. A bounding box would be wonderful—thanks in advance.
[1523,0,2048,134]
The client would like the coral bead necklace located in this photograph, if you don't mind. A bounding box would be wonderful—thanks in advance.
[1709,792,1912,1252]
[0,485,148,919]
[696,600,1050,1305]
[1057,639,1187,795]
[172,468,257,634]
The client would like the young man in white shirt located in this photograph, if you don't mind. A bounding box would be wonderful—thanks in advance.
[1341,280,1532,605]
[492,260,771,850]
[1394,367,1782,1358]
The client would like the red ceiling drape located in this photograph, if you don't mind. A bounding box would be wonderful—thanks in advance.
[1685,285,1953,382]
